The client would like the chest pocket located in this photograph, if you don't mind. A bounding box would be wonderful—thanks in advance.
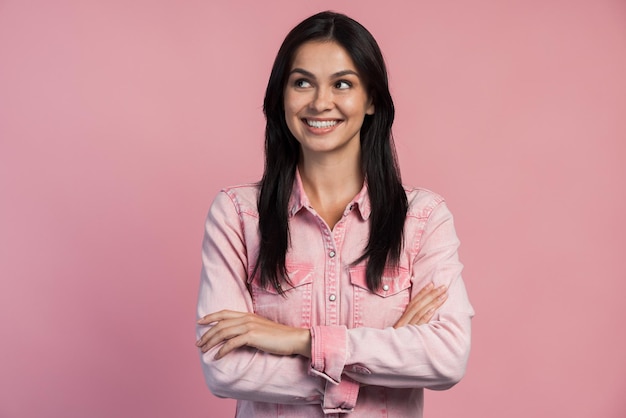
[349,266,412,328]
[249,264,315,328]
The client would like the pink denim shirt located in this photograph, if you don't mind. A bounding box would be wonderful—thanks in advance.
[197,172,474,417]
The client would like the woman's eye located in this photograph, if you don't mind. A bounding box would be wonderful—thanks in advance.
[335,80,352,89]
[294,79,311,88]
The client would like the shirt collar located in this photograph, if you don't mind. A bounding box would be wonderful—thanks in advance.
[288,169,371,220]
[351,181,371,220]
[288,169,309,217]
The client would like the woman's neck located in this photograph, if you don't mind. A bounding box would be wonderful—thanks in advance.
[298,153,363,229]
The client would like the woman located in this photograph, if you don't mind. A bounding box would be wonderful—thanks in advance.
[196,11,473,417]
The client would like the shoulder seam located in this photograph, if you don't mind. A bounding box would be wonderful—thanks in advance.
[220,190,249,253]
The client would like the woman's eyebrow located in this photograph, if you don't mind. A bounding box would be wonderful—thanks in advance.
[289,68,360,79]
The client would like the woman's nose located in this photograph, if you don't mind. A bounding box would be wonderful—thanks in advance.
[309,87,333,112]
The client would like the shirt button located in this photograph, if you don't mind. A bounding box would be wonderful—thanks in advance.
[382,284,390,291]
[329,250,336,258]
[329,294,336,301]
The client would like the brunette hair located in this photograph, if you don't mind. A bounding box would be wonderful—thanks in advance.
[256,11,408,293]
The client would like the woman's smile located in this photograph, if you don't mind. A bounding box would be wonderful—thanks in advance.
[302,118,343,133]
[283,40,374,159]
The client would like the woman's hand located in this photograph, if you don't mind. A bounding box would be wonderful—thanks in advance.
[196,310,311,360]
[393,283,447,328]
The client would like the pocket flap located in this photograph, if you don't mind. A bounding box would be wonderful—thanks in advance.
[250,264,314,294]
[349,266,411,297]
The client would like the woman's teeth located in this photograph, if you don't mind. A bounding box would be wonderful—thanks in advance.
[306,120,338,128]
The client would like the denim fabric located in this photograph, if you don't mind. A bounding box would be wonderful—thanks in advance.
[197,171,474,417]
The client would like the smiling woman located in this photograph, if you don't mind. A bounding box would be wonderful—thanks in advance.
[284,41,375,182]
[196,11,473,417]
[283,41,376,228]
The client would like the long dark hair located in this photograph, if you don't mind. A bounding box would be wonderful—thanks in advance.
[255,11,408,293]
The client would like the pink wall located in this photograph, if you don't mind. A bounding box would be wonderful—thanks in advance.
[1,1,625,417]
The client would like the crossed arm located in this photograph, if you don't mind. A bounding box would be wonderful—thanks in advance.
[196,282,448,359]
[195,191,473,408]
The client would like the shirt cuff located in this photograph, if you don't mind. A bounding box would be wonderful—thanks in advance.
[309,325,348,384]
[322,376,360,414]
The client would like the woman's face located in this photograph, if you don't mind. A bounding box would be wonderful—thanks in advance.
[283,41,374,161]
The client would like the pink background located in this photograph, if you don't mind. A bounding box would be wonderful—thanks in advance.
[1,0,625,417]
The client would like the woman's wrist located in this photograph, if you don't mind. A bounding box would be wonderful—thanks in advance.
[294,328,312,358]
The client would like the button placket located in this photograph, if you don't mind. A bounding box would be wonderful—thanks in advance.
[326,239,338,319]
[320,222,339,326]
[326,222,349,326]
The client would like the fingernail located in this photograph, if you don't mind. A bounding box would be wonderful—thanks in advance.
[427,282,434,289]
[438,285,447,291]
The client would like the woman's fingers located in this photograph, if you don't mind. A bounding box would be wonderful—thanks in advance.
[197,309,243,325]
[406,285,447,325]
[394,283,447,328]
[214,334,248,359]
[414,282,435,298]
[196,310,251,351]
[201,322,250,355]
[411,292,447,325]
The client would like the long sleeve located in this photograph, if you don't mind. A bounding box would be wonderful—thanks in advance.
[197,183,473,417]
[196,191,326,406]
[309,200,474,390]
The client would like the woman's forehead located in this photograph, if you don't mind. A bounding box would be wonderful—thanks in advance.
[289,41,359,75]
